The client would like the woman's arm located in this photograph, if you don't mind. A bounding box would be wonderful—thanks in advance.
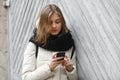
[22,42,54,80]
[65,51,78,80]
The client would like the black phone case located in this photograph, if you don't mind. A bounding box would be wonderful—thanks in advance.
[56,52,65,57]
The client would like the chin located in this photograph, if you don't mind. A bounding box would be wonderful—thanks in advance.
[51,33,59,36]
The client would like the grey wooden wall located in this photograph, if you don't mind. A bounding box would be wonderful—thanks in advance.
[8,0,120,80]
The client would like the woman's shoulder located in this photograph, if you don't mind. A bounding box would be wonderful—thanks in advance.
[25,42,36,50]
[27,42,49,52]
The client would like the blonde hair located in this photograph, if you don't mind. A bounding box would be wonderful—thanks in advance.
[35,4,69,46]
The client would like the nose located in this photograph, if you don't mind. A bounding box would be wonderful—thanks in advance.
[52,23,56,28]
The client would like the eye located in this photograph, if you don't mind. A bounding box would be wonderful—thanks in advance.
[55,20,61,24]
[56,21,60,24]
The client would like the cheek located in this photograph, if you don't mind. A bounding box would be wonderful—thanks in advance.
[58,24,62,30]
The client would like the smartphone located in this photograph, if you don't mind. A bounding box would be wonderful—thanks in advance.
[56,52,65,61]
[56,52,65,57]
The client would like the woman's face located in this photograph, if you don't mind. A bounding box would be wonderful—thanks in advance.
[48,13,62,36]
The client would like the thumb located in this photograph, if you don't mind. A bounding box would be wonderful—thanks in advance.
[52,52,57,58]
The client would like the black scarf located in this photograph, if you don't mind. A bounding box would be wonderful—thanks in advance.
[29,32,74,51]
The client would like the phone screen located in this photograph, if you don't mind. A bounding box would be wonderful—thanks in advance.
[56,52,65,57]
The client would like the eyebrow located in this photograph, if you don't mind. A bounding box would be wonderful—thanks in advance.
[56,18,61,21]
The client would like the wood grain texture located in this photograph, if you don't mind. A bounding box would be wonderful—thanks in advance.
[9,0,120,80]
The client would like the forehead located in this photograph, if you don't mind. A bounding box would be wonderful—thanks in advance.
[49,13,61,21]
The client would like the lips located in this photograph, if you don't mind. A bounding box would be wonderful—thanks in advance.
[51,30,57,32]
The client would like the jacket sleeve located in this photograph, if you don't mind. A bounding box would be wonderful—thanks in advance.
[65,50,78,80]
[22,42,54,80]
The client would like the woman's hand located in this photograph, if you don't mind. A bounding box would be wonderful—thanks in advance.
[49,53,64,71]
[62,56,74,72]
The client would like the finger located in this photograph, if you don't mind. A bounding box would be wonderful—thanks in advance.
[65,55,68,58]
[64,60,72,66]
[52,52,57,58]
[57,57,64,61]
[51,60,64,67]
[56,60,64,64]
[52,57,64,62]
[65,63,72,68]
[64,57,70,62]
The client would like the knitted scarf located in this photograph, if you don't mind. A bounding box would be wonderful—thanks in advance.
[29,32,74,51]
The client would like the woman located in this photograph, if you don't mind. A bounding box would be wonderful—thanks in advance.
[22,4,77,80]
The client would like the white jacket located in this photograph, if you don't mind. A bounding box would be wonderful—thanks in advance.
[22,42,77,80]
